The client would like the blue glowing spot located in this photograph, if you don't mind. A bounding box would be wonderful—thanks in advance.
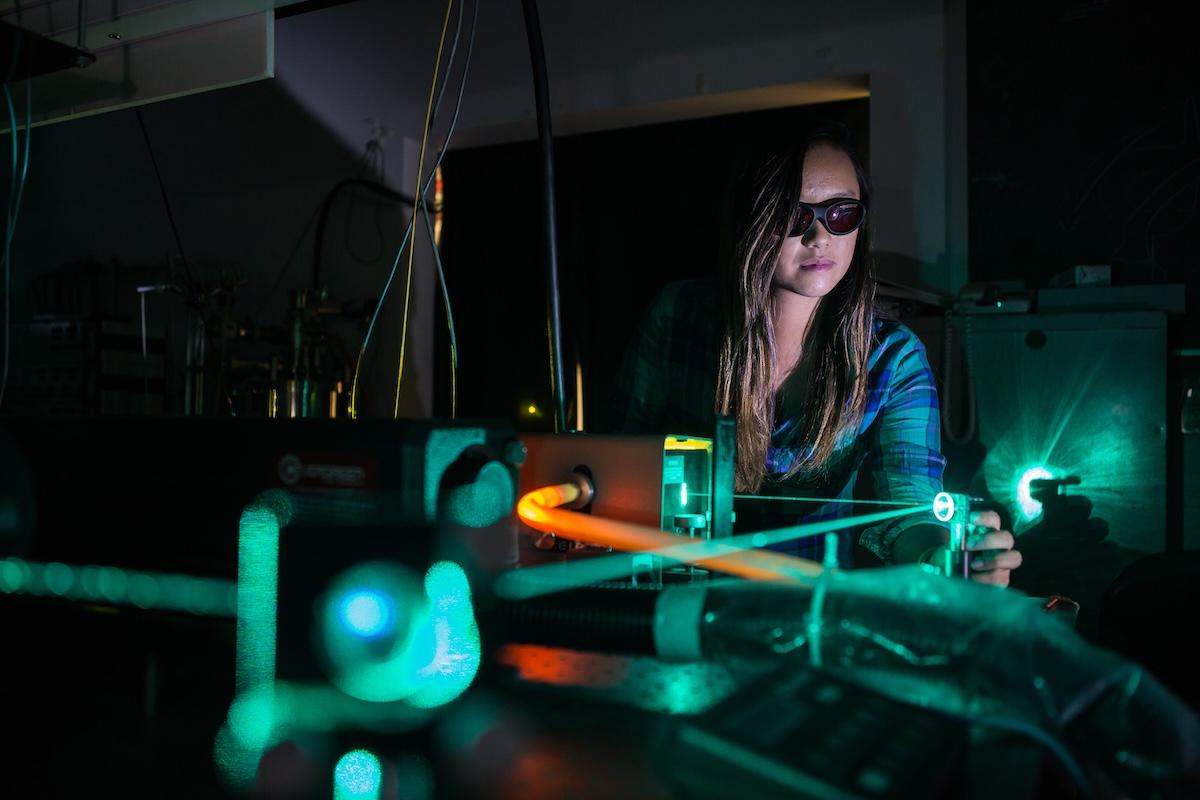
[752,534,767,548]
[334,749,383,799]
[339,590,394,639]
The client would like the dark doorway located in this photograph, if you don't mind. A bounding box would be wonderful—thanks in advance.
[438,98,868,430]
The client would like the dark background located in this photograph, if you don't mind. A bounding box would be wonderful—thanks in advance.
[966,0,1197,341]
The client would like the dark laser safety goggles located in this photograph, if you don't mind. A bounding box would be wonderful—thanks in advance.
[787,198,867,238]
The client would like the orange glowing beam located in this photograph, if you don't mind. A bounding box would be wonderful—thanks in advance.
[516,483,821,583]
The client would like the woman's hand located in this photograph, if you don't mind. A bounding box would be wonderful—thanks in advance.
[963,510,1022,587]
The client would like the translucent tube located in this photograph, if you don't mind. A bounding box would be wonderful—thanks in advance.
[663,567,1199,796]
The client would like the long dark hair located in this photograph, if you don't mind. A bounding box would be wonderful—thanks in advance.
[714,123,875,492]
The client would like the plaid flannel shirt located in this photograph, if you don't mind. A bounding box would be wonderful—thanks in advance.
[607,280,947,565]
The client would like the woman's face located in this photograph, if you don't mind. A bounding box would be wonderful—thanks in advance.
[771,143,862,300]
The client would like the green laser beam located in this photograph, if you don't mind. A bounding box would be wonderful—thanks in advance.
[0,557,236,616]
[495,503,930,600]
[692,493,926,508]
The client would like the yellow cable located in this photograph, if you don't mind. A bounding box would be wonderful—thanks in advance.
[393,0,456,418]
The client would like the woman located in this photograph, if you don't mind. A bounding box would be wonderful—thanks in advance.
[610,123,1020,585]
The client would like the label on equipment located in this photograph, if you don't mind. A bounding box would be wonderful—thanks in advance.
[274,453,376,490]
[663,455,685,485]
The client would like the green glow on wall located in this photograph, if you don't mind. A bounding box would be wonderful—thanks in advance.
[334,750,383,800]
[974,339,1162,543]
[0,557,236,616]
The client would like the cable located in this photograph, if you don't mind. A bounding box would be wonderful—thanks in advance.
[311,178,415,291]
[349,0,477,418]
[419,195,457,418]
[513,483,823,584]
[521,0,568,432]
[134,107,195,289]
[498,483,929,599]
[252,143,402,320]
[391,0,456,418]
[0,78,31,413]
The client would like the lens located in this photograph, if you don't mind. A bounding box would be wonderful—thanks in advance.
[826,201,864,234]
[790,208,815,238]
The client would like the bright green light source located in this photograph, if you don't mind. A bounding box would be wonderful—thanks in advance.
[680,482,688,507]
[237,493,292,694]
[408,561,481,709]
[424,560,471,612]
[0,557,235,616]
[1016,466,1053,520]
[932,492,956,523]
[321,562,423,703]
[228,686,276,751]
[340,590,394,639]
[334,750,383,800]
[442,461,514,528]
[44,562,73,595]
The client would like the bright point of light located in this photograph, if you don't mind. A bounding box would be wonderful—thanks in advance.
[932,492,956,523]
[334,749,383,799]
[680,482,688,507]
[1017,466,1054,520]
[527,404,537,415]
[339,590,393,638]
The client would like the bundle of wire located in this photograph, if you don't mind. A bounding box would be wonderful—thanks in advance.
[349,0,479,420]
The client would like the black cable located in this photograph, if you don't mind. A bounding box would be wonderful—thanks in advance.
[1,69,32,413]
[521,0,568,433]
[341,157,393,265]
[252,145,385,318]
[312,178,414,291]
[134,107,196,289]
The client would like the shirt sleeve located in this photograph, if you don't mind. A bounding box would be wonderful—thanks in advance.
[857,335,949,564]
[605,286,676,434]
